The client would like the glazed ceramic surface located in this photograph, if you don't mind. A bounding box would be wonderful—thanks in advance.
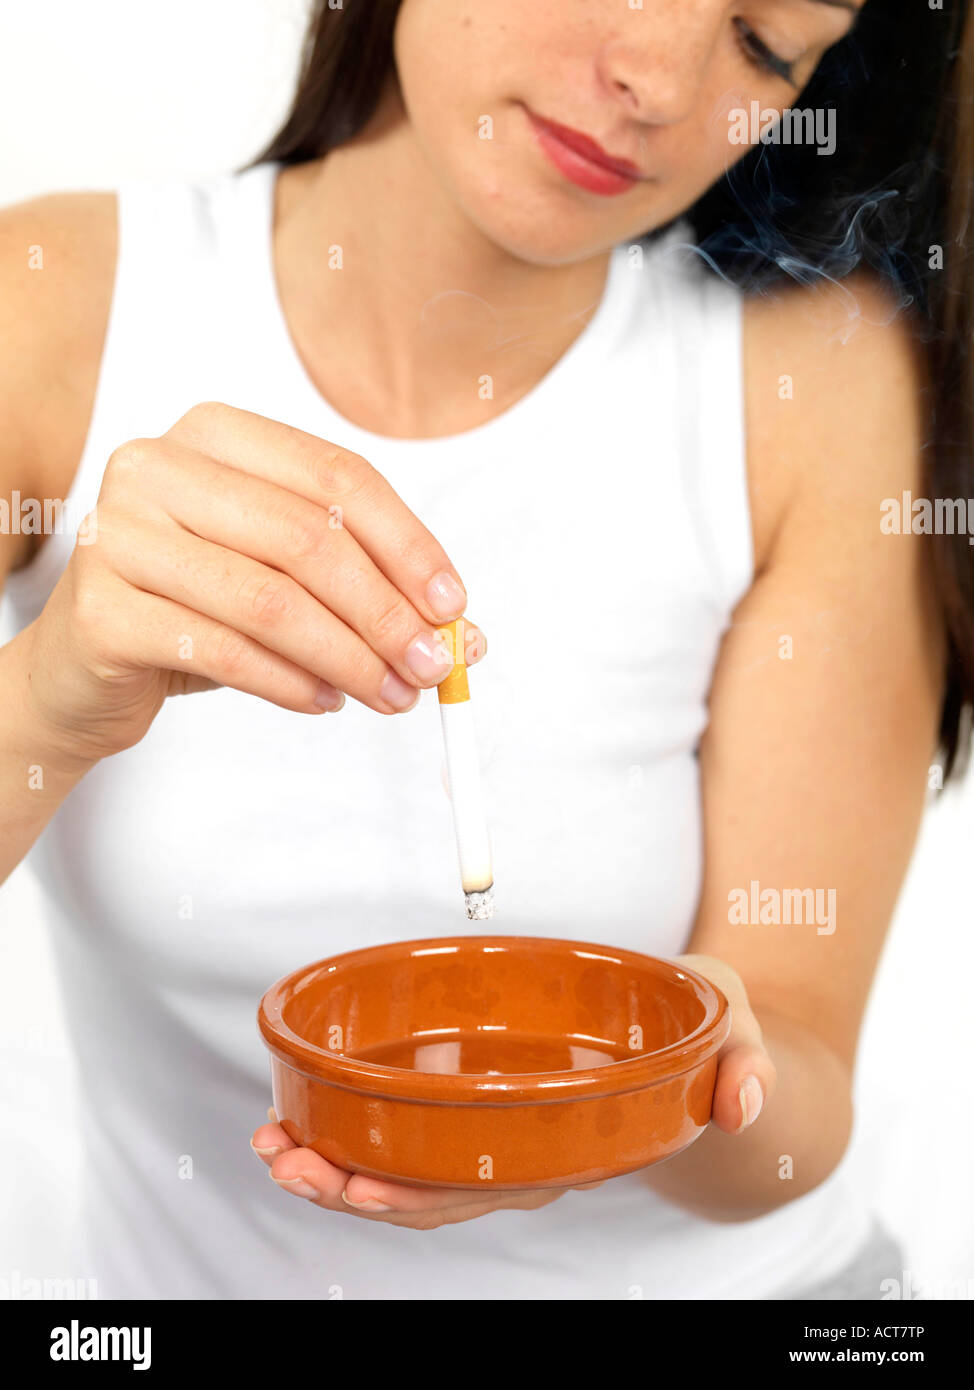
[258,936,730,1189]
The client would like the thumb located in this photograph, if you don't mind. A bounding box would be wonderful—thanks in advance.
[674,953,777,1135]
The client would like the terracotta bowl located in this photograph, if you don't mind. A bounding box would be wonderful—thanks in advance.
[257,936,730,1190]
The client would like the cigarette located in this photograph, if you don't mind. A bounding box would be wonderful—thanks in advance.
[436,619,494,920]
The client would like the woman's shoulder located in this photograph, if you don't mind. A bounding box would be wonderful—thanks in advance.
[742,269,926,575]
[0,191,116,570]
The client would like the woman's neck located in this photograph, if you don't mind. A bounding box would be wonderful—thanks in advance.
[272,82,612,439]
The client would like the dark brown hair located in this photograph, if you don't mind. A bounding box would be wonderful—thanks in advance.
[928,11,974,776]
[260,0,401,165]
[257,0,974,778]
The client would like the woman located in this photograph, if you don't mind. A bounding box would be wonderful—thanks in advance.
[1,0,970,1299]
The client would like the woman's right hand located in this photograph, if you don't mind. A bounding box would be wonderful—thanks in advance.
[20,401,482,766]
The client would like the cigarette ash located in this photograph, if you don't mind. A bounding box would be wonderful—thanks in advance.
[464,887,495,921]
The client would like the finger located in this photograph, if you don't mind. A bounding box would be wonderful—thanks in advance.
[250,1121,299,1165]
[106,514,420,715]
[147,441,485,689]
[711,1043,777,1135]
[710,981,776,1135]
[340,1171,566,1215]
[341,1185,565,1228]
[266,1146,568,1228]
[268,1147,351,1206]
[673,953,777,1135]
[114,580,344,714]
[168,403,469,625]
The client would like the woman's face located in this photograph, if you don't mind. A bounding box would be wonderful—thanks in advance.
[393,0,862,263]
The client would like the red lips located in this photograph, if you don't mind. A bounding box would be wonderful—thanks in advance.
[525,108,645,196]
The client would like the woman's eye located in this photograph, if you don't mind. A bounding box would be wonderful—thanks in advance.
[733,17,797,85]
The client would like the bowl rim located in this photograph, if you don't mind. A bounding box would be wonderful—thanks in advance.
[257,935,730,1104]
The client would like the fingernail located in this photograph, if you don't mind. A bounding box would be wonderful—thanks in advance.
[251,1139,282,1157]
[404,632,454,683]
[271,1173,319,1200]
[314,679,344,711]
[738,1075,764,1131]
[341,1189,392,1213]
[267,1107,278,1123]
[426,571,466,621]
[380,670,420,712]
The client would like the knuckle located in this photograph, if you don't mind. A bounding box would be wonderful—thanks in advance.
[209,627,250,680]
[166,400,236,448]
[280,506,330,564]
[105,437,156,482]
[177,400,232,431]
[240,574,294,629]
[369,592,410,648]
[337,641,378,695]
[309,444,370,498]
[398,532,441,576]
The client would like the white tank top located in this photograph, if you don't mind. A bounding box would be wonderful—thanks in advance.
[3,163,871,1299]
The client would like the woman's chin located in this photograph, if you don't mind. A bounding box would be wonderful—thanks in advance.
[454,171,668,266]
[460,193,626,266]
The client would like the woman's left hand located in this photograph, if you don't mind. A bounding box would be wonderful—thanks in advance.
[674,953,777,1134]
[251,952,774,1228]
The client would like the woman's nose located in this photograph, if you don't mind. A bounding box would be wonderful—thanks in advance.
[595,0,723,127]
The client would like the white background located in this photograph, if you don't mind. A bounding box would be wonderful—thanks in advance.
[1,1,972,1296]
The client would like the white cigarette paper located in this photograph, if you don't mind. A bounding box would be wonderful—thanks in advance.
[437,620,495,920]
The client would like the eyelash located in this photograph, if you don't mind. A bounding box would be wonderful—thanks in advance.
[733,17,796,85]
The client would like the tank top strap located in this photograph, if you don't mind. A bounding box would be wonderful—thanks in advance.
[649,229,752,615]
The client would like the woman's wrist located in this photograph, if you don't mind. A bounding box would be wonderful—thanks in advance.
[0,625,101,794]
[0,628,100,884]
[640,1007,853,1223]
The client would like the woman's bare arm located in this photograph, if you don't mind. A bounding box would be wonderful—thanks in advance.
[0,194,116,879]
[644,273,943,1220]
[0,197,486,889]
